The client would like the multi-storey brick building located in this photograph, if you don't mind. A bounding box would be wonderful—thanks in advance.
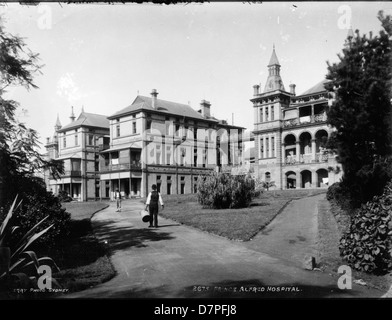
[251,47,342,189]
[101,90,245,199]
[45,107,110,201]
[45,92,244,201]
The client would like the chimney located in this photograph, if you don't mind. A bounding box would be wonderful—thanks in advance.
[46,137,50,144]
[253,84,260,96]
[70,106,75,122]
[200,100,211,118]
[151,89,158,109]
[289,84,296,96]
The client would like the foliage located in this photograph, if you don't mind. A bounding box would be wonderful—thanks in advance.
[197,172,256,209]
[58,190,73,203]
[339,181,392,274]
[261,180,276,191]
[0,16,63,211]
[0,196,60,295]
[325,11,392,206]
[326,181,353,211]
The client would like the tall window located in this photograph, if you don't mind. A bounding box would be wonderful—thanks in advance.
[271,136,275,157]
[132,121,137,134]
[193,148,198,167]
[156,145,161,165]
[260,138,264,158]
[175,124,180,137]
[271,105,274,121]
[74,133,78,146]
[88,134,94,146]
[167,176,172,195]
[180,176,185,194]
[63,136,67,148]
[265,107,269,121]
[116,124,120,137]
[266,137,269,157]
[166,146,171,165]
[194,177,198,193]
[260,107,263,122]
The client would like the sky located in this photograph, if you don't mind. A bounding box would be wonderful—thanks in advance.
[1,1,391,152]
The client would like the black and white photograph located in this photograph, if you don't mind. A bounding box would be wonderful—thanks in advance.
[0,0,391,309]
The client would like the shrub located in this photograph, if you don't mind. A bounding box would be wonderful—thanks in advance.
[58,190,72,203]
[339,181,392,274]
[2,178,72,251]
[197,172,256,209]
[12,192,71,251]
[0,196,60,297]
[326,181,355,211]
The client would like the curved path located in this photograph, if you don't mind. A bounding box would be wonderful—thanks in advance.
[244,194,321,267]
[64,196,385,299]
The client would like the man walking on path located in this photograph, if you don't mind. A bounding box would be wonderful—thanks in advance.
[145,184,164,228]
[115,188,122,212]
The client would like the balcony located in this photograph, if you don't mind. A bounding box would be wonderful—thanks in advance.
[63,170,82,177]
[284,114,327,128]
[283,153,328,166]
[100,161,142,172]
[49,170,82,179]
[98,144,110,151]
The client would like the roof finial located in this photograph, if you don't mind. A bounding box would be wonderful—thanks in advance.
[70,106,76,122]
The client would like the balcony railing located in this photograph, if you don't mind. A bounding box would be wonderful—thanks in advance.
[284,114,327,128]
[100,162,142,172]
[284,153,328,165]
[63,170,81,177]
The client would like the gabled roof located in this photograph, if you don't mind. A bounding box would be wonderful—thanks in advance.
[58,112,110,132]
[300,79,330,96]
[108,95,211,121]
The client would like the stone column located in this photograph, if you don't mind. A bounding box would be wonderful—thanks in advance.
[312,170,318,188]
[311,105,315,122]
[296,141,300,162]
[296,171,302,189]
[281,143,286,164]
[311,138,316,162]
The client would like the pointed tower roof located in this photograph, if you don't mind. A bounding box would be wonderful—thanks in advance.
[55,114,62,128]
[263,46,286,93]
[268,45,280,66]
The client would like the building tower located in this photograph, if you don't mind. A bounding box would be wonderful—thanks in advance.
[45,114,62,160]
[251,46,292,189]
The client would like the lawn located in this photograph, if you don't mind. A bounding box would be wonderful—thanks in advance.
[45,201,116,293]
[62,201,109,220]
[159,189,326,241]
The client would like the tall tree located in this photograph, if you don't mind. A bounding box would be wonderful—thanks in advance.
[326,11,392,205]
[0,16,62,211]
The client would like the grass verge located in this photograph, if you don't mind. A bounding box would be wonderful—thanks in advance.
[44,202,116,294]
[159,189,326,241]
[318,199,392,294]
